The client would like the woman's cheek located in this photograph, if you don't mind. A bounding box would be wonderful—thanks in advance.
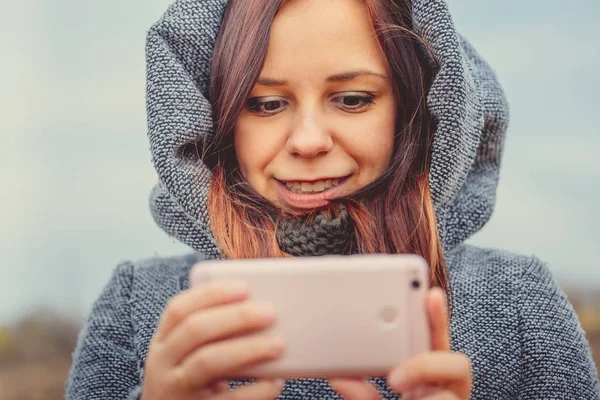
[340,117,394,175]
[235,118,285,168]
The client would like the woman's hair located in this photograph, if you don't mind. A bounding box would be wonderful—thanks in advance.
[205,0,450,295]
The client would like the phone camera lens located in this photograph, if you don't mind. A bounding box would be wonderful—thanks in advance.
[411,280,421,289]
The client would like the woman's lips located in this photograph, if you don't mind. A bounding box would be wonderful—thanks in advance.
[275,176,350,210]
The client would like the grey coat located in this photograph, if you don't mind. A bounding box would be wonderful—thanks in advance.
[66,248,600,399]
[66,0,600,398]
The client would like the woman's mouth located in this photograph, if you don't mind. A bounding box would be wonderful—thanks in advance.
[282,178,343,194]
[275,176,351,209]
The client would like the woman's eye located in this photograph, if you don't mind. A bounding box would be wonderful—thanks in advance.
[333,93,375,112]
[246,97,288,115]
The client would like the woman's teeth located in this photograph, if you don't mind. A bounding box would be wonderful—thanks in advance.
[284,178,341,194]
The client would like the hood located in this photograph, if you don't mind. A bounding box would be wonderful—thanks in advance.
[145,0,509,256]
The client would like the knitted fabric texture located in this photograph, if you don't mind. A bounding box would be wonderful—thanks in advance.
[66,251,600,399]
[65,0,600,399]
[276,205,354,256]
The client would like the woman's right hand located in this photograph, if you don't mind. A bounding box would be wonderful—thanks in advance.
[141,280,286,400]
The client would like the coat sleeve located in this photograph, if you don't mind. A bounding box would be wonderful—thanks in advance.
[65,261,144,400]
[517,257,600,399]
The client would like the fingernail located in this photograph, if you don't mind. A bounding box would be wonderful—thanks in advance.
[388,368,406,390]
[228,282,248,298]
[268,336,286,357]
[274,378,286,390]
[427,386,443,396]
[412,387,428,398]
[257,303,277,322]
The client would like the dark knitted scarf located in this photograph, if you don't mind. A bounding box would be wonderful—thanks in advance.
[275,204,355,256]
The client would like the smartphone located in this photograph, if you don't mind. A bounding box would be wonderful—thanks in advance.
[189,254,431,378]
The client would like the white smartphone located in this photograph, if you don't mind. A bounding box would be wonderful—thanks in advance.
[189,254,431,378]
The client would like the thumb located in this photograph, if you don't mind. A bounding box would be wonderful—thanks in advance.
[329,378,380,400]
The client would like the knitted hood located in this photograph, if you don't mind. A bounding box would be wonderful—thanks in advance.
[145,0,509,256]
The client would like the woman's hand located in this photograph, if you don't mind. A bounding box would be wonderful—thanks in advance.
[330,287,472,399]
[141,280,286,400]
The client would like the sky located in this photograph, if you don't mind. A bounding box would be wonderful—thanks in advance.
[1,0,599,324]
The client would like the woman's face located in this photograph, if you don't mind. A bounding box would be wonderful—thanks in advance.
[234,0,396,211]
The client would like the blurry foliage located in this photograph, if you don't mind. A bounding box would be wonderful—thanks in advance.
[0,291,598,399]
[0,311,80,400]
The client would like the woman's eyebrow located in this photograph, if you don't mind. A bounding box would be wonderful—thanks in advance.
[327,69,389,82]
[256,69,389,86]
[256,77,288,86]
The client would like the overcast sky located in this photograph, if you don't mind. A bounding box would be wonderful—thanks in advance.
[1,0,599,324]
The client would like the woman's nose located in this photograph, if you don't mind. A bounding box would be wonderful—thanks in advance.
[285,113,334,158]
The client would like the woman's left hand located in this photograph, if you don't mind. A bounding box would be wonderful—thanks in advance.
[330,287,472,400]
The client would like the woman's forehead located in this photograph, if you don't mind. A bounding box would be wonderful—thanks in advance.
[264,0,387,82]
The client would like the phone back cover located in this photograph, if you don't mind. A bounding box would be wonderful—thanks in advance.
[191,254,430,378]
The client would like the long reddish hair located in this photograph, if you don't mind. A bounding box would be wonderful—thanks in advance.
[204,0,450,295]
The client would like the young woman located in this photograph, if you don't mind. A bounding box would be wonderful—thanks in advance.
[66,0,600,399]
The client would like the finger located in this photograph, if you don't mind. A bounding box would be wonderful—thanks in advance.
[402,386,442,399]
[404,388,458,400]
[210,380,231,392]
[387,352,471,398]
[209,379,286,400]
[329,378,381,400]
[179,333,286,388]
[155,280,249,341]
[192,380,231,397]
[165,300,277,364]
[426,288,450,351]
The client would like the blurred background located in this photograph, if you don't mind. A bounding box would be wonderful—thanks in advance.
[1,0,598,397]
